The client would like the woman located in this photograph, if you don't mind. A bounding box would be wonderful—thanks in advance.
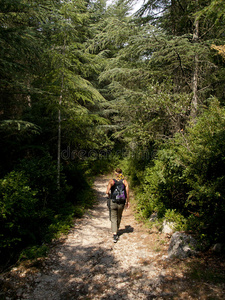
[106,168,130,243]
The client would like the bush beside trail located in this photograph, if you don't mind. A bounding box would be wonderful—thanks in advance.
[130,100,225,247]
[0,156,95,270]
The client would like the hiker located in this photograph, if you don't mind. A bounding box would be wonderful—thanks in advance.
[106,168,130,243]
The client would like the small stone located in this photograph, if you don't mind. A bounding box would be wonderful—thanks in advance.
[149,212,158,222]
[212,243,223,253]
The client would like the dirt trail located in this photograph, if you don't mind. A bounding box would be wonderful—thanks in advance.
[1,176,225,299]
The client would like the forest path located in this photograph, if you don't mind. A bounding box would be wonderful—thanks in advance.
[2,175,225,299]
[23,175,168,299]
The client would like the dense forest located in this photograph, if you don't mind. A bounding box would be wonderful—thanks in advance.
[1,0,225,268]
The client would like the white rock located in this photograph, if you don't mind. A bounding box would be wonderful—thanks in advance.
[162,220,175,234]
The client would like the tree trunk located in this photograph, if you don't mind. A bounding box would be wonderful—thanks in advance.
[57,40,66,190]
[57,89,63,190]
[191,0,199,120]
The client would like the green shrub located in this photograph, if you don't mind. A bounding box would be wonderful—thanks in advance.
[164,209,187,231]
[136,148,188,219]
[19,244,49,261]
[176,100,225,242]
[136,99,225,243]
[0,156,77,266]
[17,155,70,211]
[0,171,38,249]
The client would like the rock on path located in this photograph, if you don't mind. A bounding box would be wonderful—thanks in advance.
[1,176,170,299]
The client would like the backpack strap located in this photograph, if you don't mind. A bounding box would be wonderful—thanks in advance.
[113,179,124,184]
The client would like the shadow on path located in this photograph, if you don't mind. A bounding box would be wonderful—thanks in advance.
[118,225,134,237]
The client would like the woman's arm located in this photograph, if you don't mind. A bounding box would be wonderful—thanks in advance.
[123,179,130,208]
[106,179,114,196]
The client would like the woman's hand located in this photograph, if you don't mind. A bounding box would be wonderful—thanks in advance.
[125,201,130,209]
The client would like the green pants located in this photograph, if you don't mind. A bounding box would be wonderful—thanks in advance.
[109,200,125,233]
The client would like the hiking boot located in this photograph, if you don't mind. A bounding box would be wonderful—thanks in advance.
[113,234,118,243]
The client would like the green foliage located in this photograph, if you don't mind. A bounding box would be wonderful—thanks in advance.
[136,147,188,219]
[46,209,75,242]
[0,156,69,264]
[135,99,225,243]
[119,150,150,187]
[0,171,38,249]
[0,0,114,268]
[16,156,69,210]
[19,244,49,261]
[0,153,98,266]
[176,99,225,242]
[0,0,53,119]
[164,209,187,232]
[82,153,118,176]
[0,120,41,137]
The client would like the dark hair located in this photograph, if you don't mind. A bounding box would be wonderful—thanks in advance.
[115,168,122,174]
